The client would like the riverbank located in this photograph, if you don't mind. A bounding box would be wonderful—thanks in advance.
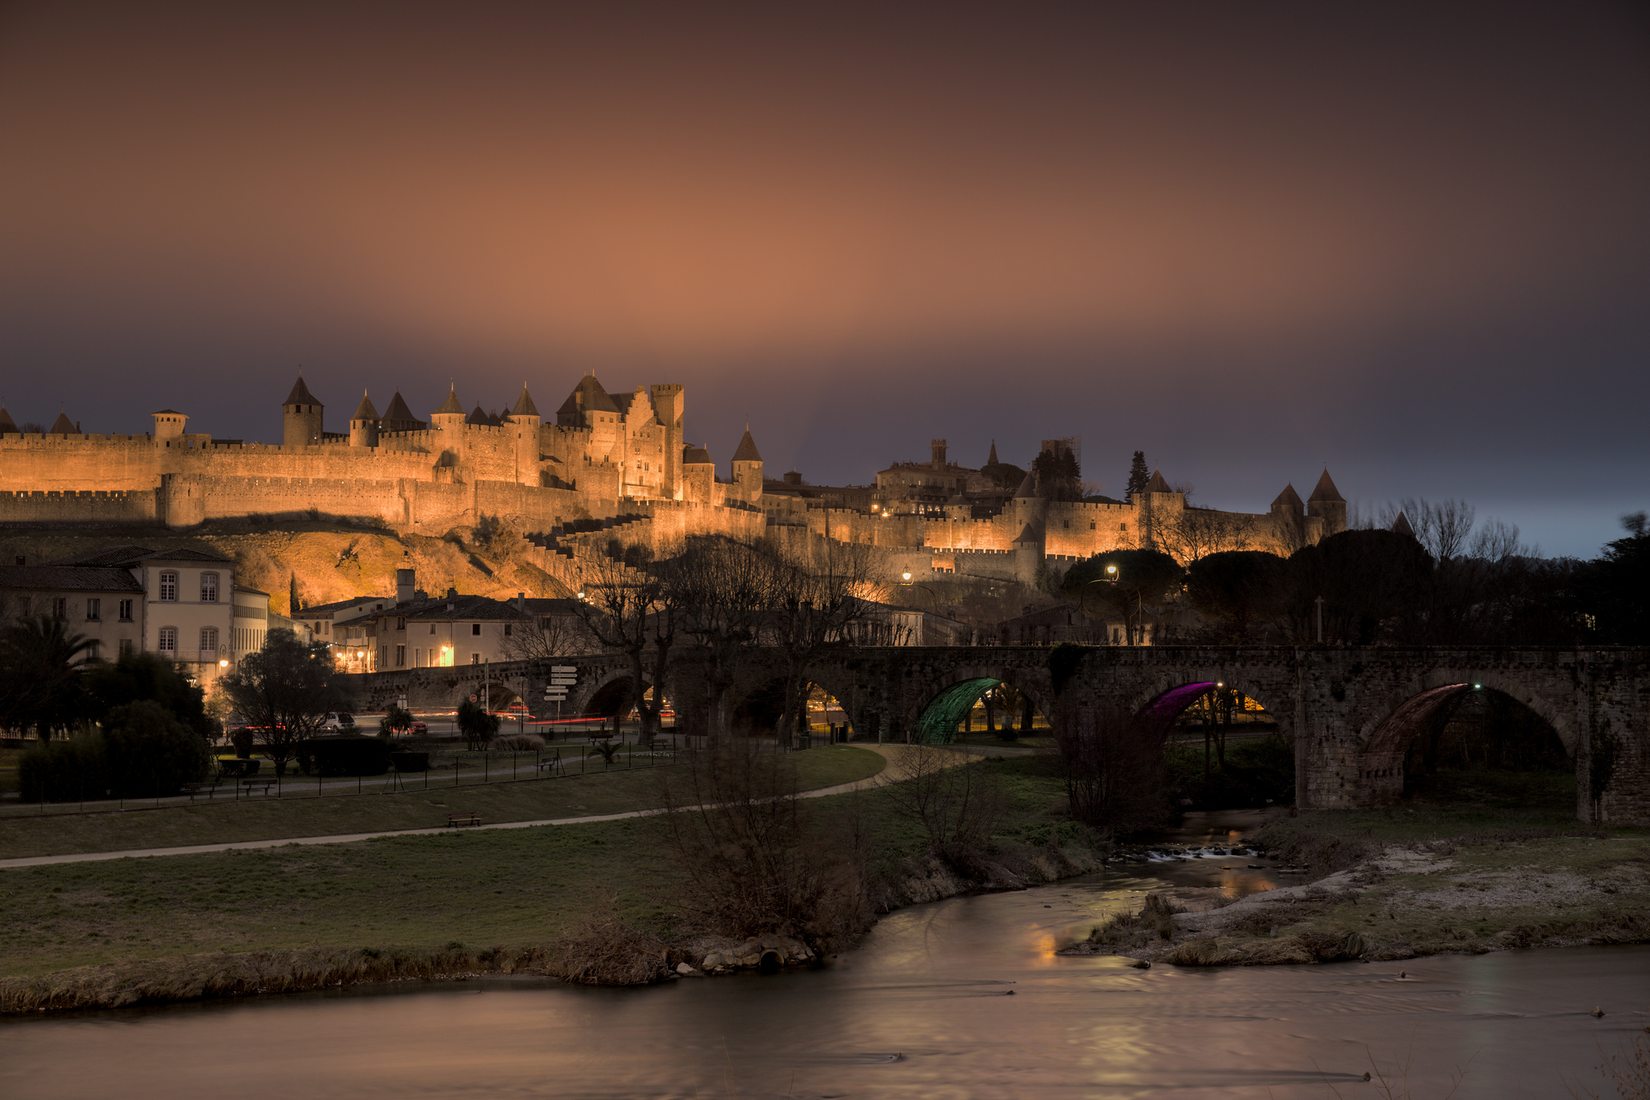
[0,752,1104,1015]
[1068,796,1650,966]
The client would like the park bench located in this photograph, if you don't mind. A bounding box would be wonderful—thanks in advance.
[446,811,482,828]
[239,778,277,797]
[537,756,565,775]
[182,779,221,801]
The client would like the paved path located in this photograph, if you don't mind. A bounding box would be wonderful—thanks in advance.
[0,744,971,871]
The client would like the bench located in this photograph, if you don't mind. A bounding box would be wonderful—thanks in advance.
[537,756,565,774]
[181,779,221,801]
[446,811,482,828]
[239,779,277,796]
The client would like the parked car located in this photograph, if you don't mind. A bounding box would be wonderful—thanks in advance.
[321,711,356,731]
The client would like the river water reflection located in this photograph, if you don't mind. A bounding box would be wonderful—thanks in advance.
[4,821,1646,1098]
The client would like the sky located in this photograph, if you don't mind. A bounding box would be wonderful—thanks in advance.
[2,1,1647,558]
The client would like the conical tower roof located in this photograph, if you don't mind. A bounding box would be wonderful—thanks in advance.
[1391,511,1416,538]
[509,384,539,419]
[351,391,379,421]
[1013,469,1038,499]
[1308,469,1344,503]
[732,426,762,463]
[1013,522,1044,545]
[466,405,493,426]
[381,391,418,429]
[1143,469,1173,494]
[433,384,464,415]
[557,373,619,416]
[0,407,16,433]
[49,412,77,434]
[1271,483,1303,511]
[987,440,999,466]
[284,376,321,407]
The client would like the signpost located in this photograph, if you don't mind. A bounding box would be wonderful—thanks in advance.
[545,665,576,731]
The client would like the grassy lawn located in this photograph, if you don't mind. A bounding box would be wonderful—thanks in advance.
[0,745,886,860]
[0,754,1078,989]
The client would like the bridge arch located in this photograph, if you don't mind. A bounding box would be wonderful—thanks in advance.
[911,667,1055,745]
[1358,675,1574,808]
[725,672,859,741]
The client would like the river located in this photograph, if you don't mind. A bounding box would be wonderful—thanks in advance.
[3,816,1646,1098]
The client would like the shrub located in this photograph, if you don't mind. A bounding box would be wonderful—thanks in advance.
[493,733,545,751]
[296,736,392,777]
[18,733,109,803]
[102,701,210,798]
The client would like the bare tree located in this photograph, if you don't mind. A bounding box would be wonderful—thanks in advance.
[880,744,1004,874]
[501,603,597,662]
[567,542,677,747]
[763,537,879,747]
[1156,505,1249,564]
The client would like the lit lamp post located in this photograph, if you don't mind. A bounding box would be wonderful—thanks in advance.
[1097,563,1144,646]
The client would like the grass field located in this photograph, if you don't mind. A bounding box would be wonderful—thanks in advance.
[0,746,887,860]
[0,753,1080,1005]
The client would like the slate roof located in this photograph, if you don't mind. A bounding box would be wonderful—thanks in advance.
[0,564,144,593]
[284,376,321,406]
[49,413,78,435]
[682,444,713,465]
[1309,469,1344,503]
[466,405,500,426]
[1391,511,1416,538]
[557,373,620,417]
[433,385,464,415]
[380,392,422,431]
[1143,470,1173,494]
[384,593,528,623]
[509,385,539,419]
[64,544,232,567]
[0,407,16,432]
[351,392,379,421]
[1271,483,1303,511]
[732,427,762,463]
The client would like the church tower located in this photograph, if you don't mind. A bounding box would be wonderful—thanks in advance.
[282,376,323,449]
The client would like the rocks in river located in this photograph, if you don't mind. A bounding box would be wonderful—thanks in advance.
[691,936,815,976]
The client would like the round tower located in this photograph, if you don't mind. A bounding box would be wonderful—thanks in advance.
[506,384,541,483]
[731,426,763,504]
[151,408,188,443]
[282,376,324,449]
[349,391,379,448]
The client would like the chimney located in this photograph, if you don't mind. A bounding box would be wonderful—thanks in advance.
[931,438,947,468]
[395,568,415,605]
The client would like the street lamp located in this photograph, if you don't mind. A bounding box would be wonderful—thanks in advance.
[1094,563,1144,646]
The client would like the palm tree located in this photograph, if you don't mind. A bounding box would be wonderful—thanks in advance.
[0,614,99,740]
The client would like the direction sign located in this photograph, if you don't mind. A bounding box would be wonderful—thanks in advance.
[550,666,577,674]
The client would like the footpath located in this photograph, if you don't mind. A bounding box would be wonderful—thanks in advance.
[0,744,965,870]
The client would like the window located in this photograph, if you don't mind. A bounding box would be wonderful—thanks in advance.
[52,597,67,619]
[380,646,389,668]
[119,638,134,657]
[503,623,512,637]
[200,626,218,654]
[118,598,134,622]
[395,644,406,668]
[86,598,101,621]
[200,572,219,602]
[159,571,178,601]
[471,623,481,636]
[396,617,406,630]
[158,626,178,654]
[470,652,481,665]
[429,624,435,635]
[87,642,101,661]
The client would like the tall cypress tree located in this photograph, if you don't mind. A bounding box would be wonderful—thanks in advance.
[288,572,301,615]
[1125,451,1150,503]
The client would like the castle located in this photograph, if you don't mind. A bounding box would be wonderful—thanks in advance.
[0,377,1346,587]
[0,375,764,534]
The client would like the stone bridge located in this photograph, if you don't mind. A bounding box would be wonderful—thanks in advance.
[346,644,1650,823]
